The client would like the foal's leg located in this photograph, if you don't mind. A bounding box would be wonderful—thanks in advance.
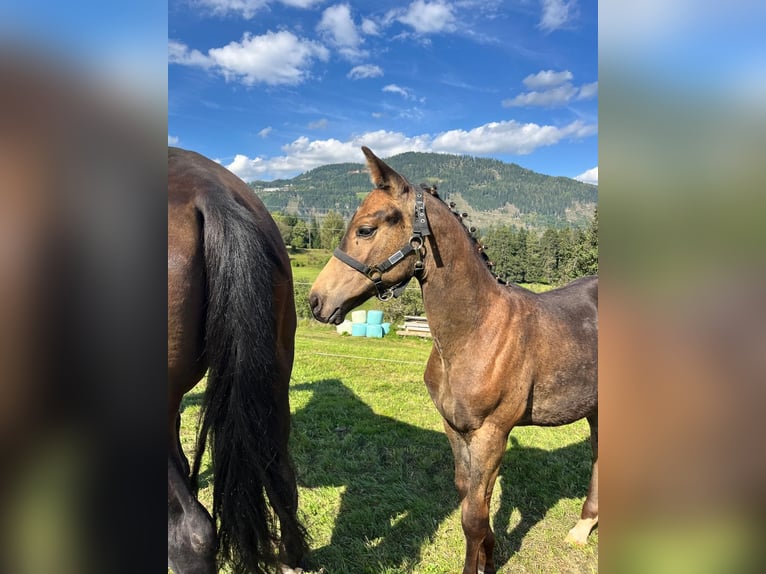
[456,424,509,574]
[444,421,470,501]
[566,413,598,544]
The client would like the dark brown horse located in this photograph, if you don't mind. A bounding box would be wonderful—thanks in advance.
[168,148,308,574]
[309,147,598,574]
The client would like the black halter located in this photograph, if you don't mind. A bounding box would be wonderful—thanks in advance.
[333,186,431,301]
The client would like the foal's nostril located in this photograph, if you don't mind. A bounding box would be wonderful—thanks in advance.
[308,292,320,314]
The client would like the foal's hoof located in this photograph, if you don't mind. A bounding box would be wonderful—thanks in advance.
[279,564,303,574]
[565,516,598,545]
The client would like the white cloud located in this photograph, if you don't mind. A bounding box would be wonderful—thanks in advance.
[503,72,597,107]
[258,126,273,138]
[227,134,416,179]
[347,64,383,79]
[225,119,597,180]
[361,18,380,36]
[397,0,456,34]
[502,83,579,107]
[308,118,329,129]
[577,81,598,99]
[168,135,179,145]
[168,40,213,68]
[431,119,596,155]
[279,0,323,7]
[539,0,577,32]
[317,4,366,60]
[574,166,598,185]
[522,69,573,89]
[226,154,269,181]
[383,83,424,102]
[195,0,322,19]
[195,0,269,19]
[169,32,329,86]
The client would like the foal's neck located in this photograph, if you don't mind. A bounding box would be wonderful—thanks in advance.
[416,196,510,350]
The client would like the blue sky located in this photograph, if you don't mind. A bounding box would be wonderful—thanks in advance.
[169,0,597,184]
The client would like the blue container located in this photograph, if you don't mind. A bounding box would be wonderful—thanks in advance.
[381,322,391,335]
[366,310,384,325]
[366,324,383,338]
[351,323,367,337]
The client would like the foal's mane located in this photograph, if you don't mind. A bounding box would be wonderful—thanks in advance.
[418,183,507,285]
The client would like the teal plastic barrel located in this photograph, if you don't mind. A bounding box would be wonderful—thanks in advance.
[366,324,383,338]
[367,310,384,325]
[351,323,367,336]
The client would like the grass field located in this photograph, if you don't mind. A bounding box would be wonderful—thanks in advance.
[180,323,598,574]
[178,250,597,573]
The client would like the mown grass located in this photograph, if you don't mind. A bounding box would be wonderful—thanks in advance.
[179,324,597,573]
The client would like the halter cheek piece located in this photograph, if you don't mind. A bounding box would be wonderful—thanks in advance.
[333,187,431,301]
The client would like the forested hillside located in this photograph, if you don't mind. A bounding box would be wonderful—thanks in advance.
[249,151,596,228]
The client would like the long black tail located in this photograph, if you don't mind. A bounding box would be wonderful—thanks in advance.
[190,189,291,574]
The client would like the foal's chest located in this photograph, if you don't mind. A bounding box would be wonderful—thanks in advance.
[424,351,503,434]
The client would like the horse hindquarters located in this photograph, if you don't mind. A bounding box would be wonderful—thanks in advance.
[168,197,215,573]
[191,187,307,574]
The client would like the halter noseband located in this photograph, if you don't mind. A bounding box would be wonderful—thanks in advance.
[333,186,431,301]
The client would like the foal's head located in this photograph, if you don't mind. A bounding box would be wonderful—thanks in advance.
[310,147,424,324]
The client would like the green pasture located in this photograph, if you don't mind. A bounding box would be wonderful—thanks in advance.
[177,252,596,572]
[180,323,597,573]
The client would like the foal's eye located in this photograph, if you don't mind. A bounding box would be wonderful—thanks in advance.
[356,226,377,238]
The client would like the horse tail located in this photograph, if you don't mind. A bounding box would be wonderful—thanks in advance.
[190,188,285,574]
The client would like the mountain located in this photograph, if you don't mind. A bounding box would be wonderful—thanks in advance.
[248,152,597,228]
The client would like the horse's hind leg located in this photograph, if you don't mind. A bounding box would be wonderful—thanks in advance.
[168,393,215,574]
[566,413,598,544]
[168,456,216,574]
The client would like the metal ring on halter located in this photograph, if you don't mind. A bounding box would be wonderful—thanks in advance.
[378,288,395,301]
[367,267,383,282]
[409,235,423,250]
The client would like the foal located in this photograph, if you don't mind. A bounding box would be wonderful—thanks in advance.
[310,147,597,574]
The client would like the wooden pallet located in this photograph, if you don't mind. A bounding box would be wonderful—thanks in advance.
[397,315,431,338]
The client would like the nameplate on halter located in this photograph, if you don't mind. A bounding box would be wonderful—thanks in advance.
[388,251,404,265]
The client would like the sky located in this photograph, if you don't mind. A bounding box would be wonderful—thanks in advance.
[169,0,598,184]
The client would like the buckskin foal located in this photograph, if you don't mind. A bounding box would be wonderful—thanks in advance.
[309,147,597,574]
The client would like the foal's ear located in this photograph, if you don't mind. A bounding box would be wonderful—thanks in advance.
[361,146,409,195]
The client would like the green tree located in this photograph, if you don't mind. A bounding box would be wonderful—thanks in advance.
[290,220,308,250]
[576,208,598,276]
[320,211,346,249]
[309,216,321,249]
[524,230,543,284]
[508,227,528,283]
[539,227,561,284]
[482,225,513,282]
[272,212,293,246]
[558,227,586,282]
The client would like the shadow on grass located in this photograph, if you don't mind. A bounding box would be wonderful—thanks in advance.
[290,379,593,573]
[290,378,455,572]
[492,436,593,571]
